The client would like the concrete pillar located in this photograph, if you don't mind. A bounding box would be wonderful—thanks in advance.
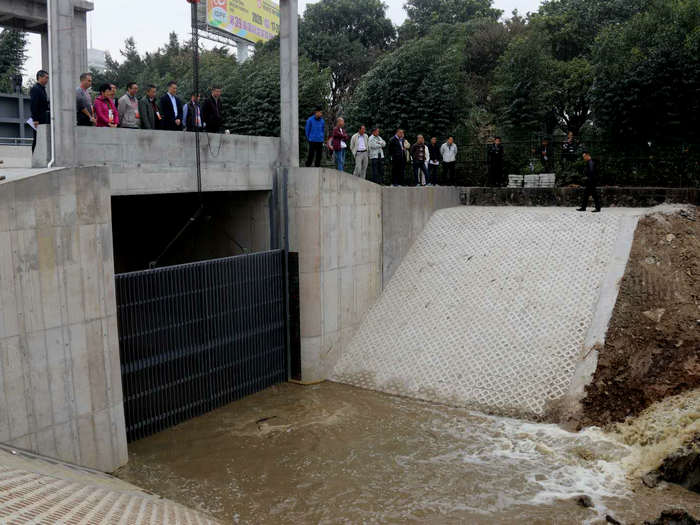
[47,0,80,167]
[236,40,249,63]
[72,8,88,76]
[41,31,49,72]
[279,0,299,168]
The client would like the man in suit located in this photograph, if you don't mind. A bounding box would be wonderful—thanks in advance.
[388,129,407,186]
[30,70,50,152]
[159,81,184,131]
[577,151,602,212]
[183,93,203,132]
[202,86,224,133]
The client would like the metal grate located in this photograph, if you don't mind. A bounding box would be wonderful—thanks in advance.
[116,250,288,442]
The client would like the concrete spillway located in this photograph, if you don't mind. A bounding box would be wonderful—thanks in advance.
[331,206,639,418]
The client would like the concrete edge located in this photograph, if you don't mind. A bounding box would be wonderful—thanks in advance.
[556,214,639,427]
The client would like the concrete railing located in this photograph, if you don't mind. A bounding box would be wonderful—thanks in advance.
[32,125,280,195]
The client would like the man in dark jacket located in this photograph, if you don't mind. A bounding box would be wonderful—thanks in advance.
[538,137,553,172]
[427,137,441,185]
[30,70,50,152]
[184,93,203,132]
[202,86,224,133]
[389,129,407,186]
[159,81,184,131]
[577,151,602,212]
[487,136,504,187]
[410,135,429,186]
[139,85,161,130]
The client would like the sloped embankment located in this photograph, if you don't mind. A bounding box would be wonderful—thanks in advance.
[580,207,699,428]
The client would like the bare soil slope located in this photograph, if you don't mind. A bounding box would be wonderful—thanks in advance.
[581,208,699,427]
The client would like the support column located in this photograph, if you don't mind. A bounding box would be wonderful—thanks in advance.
[47,0,80,167]
[41,31,49,71]
[279,0,299,168]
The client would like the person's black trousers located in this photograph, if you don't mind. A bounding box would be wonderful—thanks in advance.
[442,161,456,185]
[580,184,602,210]
[371,158,384,184]
[391,159,405,185]
[487,164,503,187]
[428,163,439,185]
[305,141,323,167]
[413,161,428,185]
[31,129,37,153]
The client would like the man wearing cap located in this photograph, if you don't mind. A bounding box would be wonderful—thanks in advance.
[305,108,325,167]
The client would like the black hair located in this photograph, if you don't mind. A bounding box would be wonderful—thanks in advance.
[211,86,222,91]
[495,136,502,140]
[167,81,177,87]
[36,70,48,80]
[146,84,156,91]
[582,150,591,155]
[79,72,91,81]
[127,82,137,90]
[98,83,111,94]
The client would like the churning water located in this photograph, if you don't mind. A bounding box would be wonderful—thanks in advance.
[116,383,700,524]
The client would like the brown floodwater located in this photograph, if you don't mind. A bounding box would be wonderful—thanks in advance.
[115,382,700,524]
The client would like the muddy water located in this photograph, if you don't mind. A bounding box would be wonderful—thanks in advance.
[116,383,700,524]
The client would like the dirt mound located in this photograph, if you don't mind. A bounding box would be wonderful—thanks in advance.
[580,208,699,428]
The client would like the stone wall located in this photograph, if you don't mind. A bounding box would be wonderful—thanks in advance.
[381,186,464,285]
[0,166,127,472]
[461,187,699,207]
[288,168,382,382]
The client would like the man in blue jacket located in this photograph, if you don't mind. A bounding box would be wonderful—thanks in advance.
[305,108,325,167]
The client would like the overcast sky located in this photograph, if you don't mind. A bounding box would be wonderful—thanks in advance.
[24,0,541,79]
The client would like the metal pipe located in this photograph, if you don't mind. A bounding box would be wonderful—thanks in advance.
[46,0,56,168]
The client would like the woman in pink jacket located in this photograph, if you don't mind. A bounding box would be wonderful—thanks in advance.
[94,83,119,128]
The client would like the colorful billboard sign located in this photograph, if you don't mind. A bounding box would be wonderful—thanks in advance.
[207,0,280,44]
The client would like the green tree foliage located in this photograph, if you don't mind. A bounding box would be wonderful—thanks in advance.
[590,0,700,143]
[346,27,468,141]
[399,0,501,41]
[0,29,28,93]
[299,0,395,115]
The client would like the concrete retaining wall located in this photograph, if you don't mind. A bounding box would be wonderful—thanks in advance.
[33,126,279,195]
[381,186,464,285]
[0,166,127,472]
[288,168,382,382]
[461,186,699,207]
[0,146,32,169]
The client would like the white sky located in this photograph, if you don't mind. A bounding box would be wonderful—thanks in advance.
[24,0,541,79]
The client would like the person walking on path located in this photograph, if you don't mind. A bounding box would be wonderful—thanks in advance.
[350,125,370,179]
[118,82,141,129]
[440,136,458,185]
[427,137,441,185]
[202,87,224,133]
[139,85,161,130]
[330,117,349,172]
[94,83,119,128]
[304,108,325,167]
[368,127,386,184]
[389,129,407,186]
[76,73,95,126]
[487,136,504,187]
[411,135,430,186]
[577,151,602,212]
[30,70,50,152]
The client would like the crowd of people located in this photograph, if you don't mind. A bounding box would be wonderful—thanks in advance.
[29,70,226,153]
[305,111,462,186]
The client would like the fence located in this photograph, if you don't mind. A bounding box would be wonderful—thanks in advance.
[302,140,700,188]
[115,250,289,442]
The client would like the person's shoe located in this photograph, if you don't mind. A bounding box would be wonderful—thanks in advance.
[576,208,586,212]
[591,209,601,213]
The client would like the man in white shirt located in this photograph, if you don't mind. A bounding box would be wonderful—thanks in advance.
[350,125,370,179]
[440,136,458,185]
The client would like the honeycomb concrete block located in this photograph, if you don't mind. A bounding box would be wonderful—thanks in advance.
[332,206,639,418]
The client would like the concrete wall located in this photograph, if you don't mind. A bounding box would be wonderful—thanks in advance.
[0,166,127,472]
[33,127,279,195]
[382,186,464,285]
[0,146,32,168]
[288,168,382,382]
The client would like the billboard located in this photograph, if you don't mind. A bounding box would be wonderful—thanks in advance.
[207,0,280,44]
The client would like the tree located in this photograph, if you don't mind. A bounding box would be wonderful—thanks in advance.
[346,26,468,141]
[0,29,28,93]
[299,0,395,117]
[398,0,500,41]
[590,0,700,143]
